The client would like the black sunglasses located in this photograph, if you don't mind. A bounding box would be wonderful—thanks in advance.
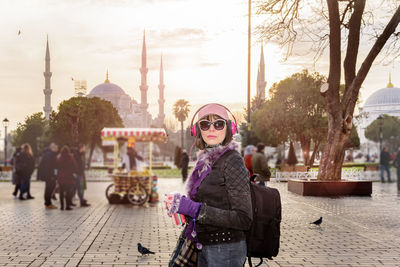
[198,120,226,131]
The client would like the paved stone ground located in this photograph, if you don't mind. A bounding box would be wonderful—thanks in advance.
[0,179,400,267]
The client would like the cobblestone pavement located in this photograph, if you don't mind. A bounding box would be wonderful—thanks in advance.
[1,179,400,267]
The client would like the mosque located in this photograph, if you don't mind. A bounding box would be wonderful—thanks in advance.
[357,74,400,154]
[42,32,166,128]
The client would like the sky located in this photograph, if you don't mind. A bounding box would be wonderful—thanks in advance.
[0,0,399,134]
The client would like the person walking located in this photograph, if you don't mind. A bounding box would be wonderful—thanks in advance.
[393,147,400,189]
[252,143,271,186]
[165,103,252,266]
[37,143,59,209]
[244,145,255,179]
[180,149,189,183]
[11,147,22,198]
[56,146,78,210]
[72,144,90,207]
[380,147,391,183]
[15,144,35,200]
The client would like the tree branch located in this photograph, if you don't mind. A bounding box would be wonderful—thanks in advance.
[325,0,341,112]
[343,0,365,96]
[345,4,400,116]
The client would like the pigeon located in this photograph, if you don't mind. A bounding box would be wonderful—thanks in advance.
[310,217,323,226]
[137,243,155,256]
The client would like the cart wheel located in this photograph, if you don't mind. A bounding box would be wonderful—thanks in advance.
[127,184,149,206]
[105,184,115,200]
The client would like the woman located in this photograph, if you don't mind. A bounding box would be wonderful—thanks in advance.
[56,145,78,210]
[16,144,35,200]
[166,103,252,266]
[244,145,255,179]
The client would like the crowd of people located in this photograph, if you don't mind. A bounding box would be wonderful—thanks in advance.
[11,142,90,210]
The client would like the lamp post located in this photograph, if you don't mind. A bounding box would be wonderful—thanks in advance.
[377,115,383,153]
[3,118,9,166]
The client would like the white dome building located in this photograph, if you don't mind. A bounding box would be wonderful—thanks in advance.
[87,73,146,127]
[88,75,137,118]
[86,31,166,128]
[358,75,400,154]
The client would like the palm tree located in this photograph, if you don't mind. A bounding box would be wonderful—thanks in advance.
[173,99,190,149]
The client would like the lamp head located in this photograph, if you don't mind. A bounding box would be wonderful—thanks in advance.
[2,118,9,128]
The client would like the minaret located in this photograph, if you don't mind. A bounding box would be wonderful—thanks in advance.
[157,55,165,126]
[256,43,266,101]
[43,35,53,120]
[139,30,149,111]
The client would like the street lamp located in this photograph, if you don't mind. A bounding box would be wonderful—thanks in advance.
[2,118,9,166]
[377,115,383,153]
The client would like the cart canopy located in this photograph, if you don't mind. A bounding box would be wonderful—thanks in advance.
[101,128,167,142]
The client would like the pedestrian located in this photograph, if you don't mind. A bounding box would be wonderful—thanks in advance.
[380,147,391,183]
[37,143,59,209]
[180,149,189,183]
[252,142,271,186]
[15,144,35,200]
[121,147,143,172]
[72,144,90,207]
[165,103,252,266]
[56,145,78,210]
[244,145,255,179]
[393,147,400,189]
[11,147,22,198]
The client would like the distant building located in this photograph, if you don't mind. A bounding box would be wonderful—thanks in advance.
[74,31,165,128]
[43,36,52,120]
[74,80,87,97]
[256,43,266,101]
[358,74,400,153]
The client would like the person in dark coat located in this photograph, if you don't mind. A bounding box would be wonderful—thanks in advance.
[380,147,391,183]
[37,143,59,209]
[72,144,90,207]
[15,144,35,200]
[392,147,400,189]
[180,149,189,182]
[11,147,22,198]
[251,143,271,186]
[56,146,78,210]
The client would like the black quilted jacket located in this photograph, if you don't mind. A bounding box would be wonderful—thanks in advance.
[195,150,252,233]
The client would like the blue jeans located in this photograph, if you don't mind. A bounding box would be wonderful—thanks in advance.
[197,239,247,267]
[380,165,391,182]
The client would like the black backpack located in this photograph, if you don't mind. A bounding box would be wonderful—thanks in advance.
[215,151,281,266]
[247,175,281,266]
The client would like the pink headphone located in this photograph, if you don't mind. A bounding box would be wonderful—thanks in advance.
[190,103,238,137]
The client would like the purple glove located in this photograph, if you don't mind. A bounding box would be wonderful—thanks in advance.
[177,196,202,219]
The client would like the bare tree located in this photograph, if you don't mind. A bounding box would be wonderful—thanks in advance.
[256,0,400,180]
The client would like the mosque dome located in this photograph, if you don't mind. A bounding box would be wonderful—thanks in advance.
[364,77,400,107]
[88,71,126,96]
[89,82,125,96]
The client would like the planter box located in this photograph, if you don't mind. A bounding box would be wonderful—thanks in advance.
[288,179,372,196]
[280,165,309,172]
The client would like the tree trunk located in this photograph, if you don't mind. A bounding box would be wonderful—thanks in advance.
[87,141,96,168]
[299,139,310,166]
[181,121,184,149]
[309,141,320,167]
[318,120,350,180]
